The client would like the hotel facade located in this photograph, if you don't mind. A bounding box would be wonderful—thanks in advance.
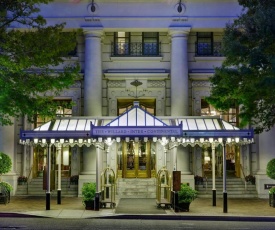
[1,0,274,201]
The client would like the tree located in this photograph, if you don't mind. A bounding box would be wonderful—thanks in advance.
[0,152,12,181]
[0,0,80,126]
[207,0,275,133]
[266,159,275,180]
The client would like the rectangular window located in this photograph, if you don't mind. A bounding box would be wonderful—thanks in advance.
[117,99,156,116]
[200,99,239,126]
[114,32,130,55]
[35,99,72,128]
[113,32,160,56]
[196,32,213,56]
[142,32,159,55]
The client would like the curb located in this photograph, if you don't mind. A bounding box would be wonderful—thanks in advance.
[94,214,275,222]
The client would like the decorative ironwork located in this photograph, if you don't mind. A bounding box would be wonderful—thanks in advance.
[128,80,145,98]
[177,0,182,13]
[111,42,161,56]
[195,42,223,57]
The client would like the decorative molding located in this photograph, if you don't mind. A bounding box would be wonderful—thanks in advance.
[147,80,165,88]
[192,81,211,87]
[108,80,126,88]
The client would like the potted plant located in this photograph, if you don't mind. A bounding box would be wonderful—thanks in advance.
[18,176,27,185]
[70,175,79,185]
[178,183,198,212]
[269,187,275,207]
[82,182,96,210]
[194,175,204,185]
[0,181,13,203]
[245,175,255,185]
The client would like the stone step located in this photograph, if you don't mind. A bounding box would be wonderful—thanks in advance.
[16,177,78,197]
[195,178,258,198]
[117,178,156,199]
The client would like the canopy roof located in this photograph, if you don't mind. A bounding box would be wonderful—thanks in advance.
[20,103,253,146]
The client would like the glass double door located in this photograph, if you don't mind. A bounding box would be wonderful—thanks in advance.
[122,140,152,178]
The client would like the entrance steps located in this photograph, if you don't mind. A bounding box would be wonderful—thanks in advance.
[116,178,156,199]
[196,177,258,198]
[16,177,78,197]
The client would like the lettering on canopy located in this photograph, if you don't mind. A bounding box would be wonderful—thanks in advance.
[90,124,183,138]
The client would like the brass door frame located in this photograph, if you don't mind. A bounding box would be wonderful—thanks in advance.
[122,141,151,178]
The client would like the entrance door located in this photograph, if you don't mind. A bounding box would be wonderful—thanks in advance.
[122,140,151,178]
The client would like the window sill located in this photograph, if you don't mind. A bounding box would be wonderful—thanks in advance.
[110,56,163,62]
[194,56,225,62]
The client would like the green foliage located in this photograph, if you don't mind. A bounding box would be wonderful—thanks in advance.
[0,181,13,192]
[178,183,198,204]
[0,0,81,126]
[0,152,12,175]
[269,187,275,194]
[266,159,275,180]
[207,1,275,133]
[81,182,96,203]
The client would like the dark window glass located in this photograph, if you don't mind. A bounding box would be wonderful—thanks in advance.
[196,32,213,56]
[114,32,130,55]
[201,99,239,127]
[143,32,159,55]
[117,99,156,116]
[35,100,72,128]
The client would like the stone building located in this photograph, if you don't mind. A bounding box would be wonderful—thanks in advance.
[1,0,274,201]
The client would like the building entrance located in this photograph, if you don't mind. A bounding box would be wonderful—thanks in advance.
[202,145,240,178]
[121,140,155,178]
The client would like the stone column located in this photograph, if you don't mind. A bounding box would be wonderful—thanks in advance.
[80,28,103,190]
[169,27,191,116]
[83,27,103,116]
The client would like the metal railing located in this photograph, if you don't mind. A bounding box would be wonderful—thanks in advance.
[27,165,33,183]
[240,164,247,190]
[111,42,161,56]
[195,42,223,57]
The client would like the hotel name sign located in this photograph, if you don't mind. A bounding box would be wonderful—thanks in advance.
[90,124,183,138]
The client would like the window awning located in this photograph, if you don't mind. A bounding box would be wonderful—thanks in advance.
[20,104,253,146]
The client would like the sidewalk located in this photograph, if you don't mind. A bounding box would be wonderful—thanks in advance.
[1,196,275,220]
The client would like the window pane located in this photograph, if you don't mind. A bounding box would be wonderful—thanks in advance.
[35,99,72,128]
[197,32,212,55]
[200,99,239,126]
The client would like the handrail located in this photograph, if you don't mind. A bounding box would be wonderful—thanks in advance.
[203,176,208,192]
[240,164,247,190]
[27,165,33,183]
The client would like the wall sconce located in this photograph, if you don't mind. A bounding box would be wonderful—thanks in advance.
[177,0,182,13]
[91,0,96,12]
[204,156,210,162]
